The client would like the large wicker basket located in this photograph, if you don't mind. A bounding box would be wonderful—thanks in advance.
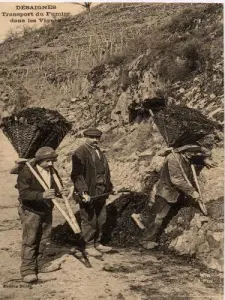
[0,107,72,158]
[153,105,215,147]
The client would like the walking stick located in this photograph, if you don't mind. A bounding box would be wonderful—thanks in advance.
[25,162,81,234]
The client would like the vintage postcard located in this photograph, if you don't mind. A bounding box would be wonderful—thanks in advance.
[0,2,223,299]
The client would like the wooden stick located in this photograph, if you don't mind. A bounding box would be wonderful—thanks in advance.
[51,171,81,233]
[26,162,49,189]
[53,198,81,234]
[171,151,208,216]
[172,151,207,215]
[171,150,192,186]
[64,196,81,233]
[191,164,208,216]
[25,162,81,234]
[131,213,146,230]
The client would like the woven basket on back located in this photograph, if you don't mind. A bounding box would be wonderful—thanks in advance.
[0,107,72,158]
[153,106,215,147]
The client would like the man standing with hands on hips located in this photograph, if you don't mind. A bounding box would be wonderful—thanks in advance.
[71,128,114,257]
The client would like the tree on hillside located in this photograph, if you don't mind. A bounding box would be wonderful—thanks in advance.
[72,2,92,12]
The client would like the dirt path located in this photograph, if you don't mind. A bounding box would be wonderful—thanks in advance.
[0,131,223,300]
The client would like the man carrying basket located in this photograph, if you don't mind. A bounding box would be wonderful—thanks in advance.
[17,146,66,283]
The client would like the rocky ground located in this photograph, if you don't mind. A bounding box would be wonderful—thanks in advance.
[0,132,224,300]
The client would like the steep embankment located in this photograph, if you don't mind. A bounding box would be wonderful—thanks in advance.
[0,3,223,271]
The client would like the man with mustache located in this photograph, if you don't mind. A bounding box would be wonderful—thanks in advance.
[71,128,113,257]
[17,147,65,283]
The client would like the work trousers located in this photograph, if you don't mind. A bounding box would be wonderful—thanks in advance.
[18,205,52,276]
[141,196,172,243]
[79,198,107,247]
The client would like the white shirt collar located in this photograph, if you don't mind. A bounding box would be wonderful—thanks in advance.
[36,164,51,188]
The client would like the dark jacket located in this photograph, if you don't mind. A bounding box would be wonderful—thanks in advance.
[71,143,113,197]
[17,162,62,215]
[156,153,196,203]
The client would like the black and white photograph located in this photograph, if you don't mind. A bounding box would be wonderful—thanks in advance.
[0,1,224,299]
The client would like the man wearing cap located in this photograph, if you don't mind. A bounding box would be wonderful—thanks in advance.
[17,146,65,283]
[140,144,209,249]
[71,128,113,257]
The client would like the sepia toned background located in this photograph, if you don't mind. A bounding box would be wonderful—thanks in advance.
[0,2,99,42]
[0,2,223,299]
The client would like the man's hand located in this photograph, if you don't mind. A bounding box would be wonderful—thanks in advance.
[43,189,55,199]
[112,188,119,195]
[191,191,200,199]
[204,158,218,169]
[112,187,123,195]
[82,192,91,203]
[157,147,173,157]
[60,188,69,198]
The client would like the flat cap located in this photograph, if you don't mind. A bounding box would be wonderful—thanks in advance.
[83,128,102,138]
[174,145,202,153]
[35,147,58,161]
